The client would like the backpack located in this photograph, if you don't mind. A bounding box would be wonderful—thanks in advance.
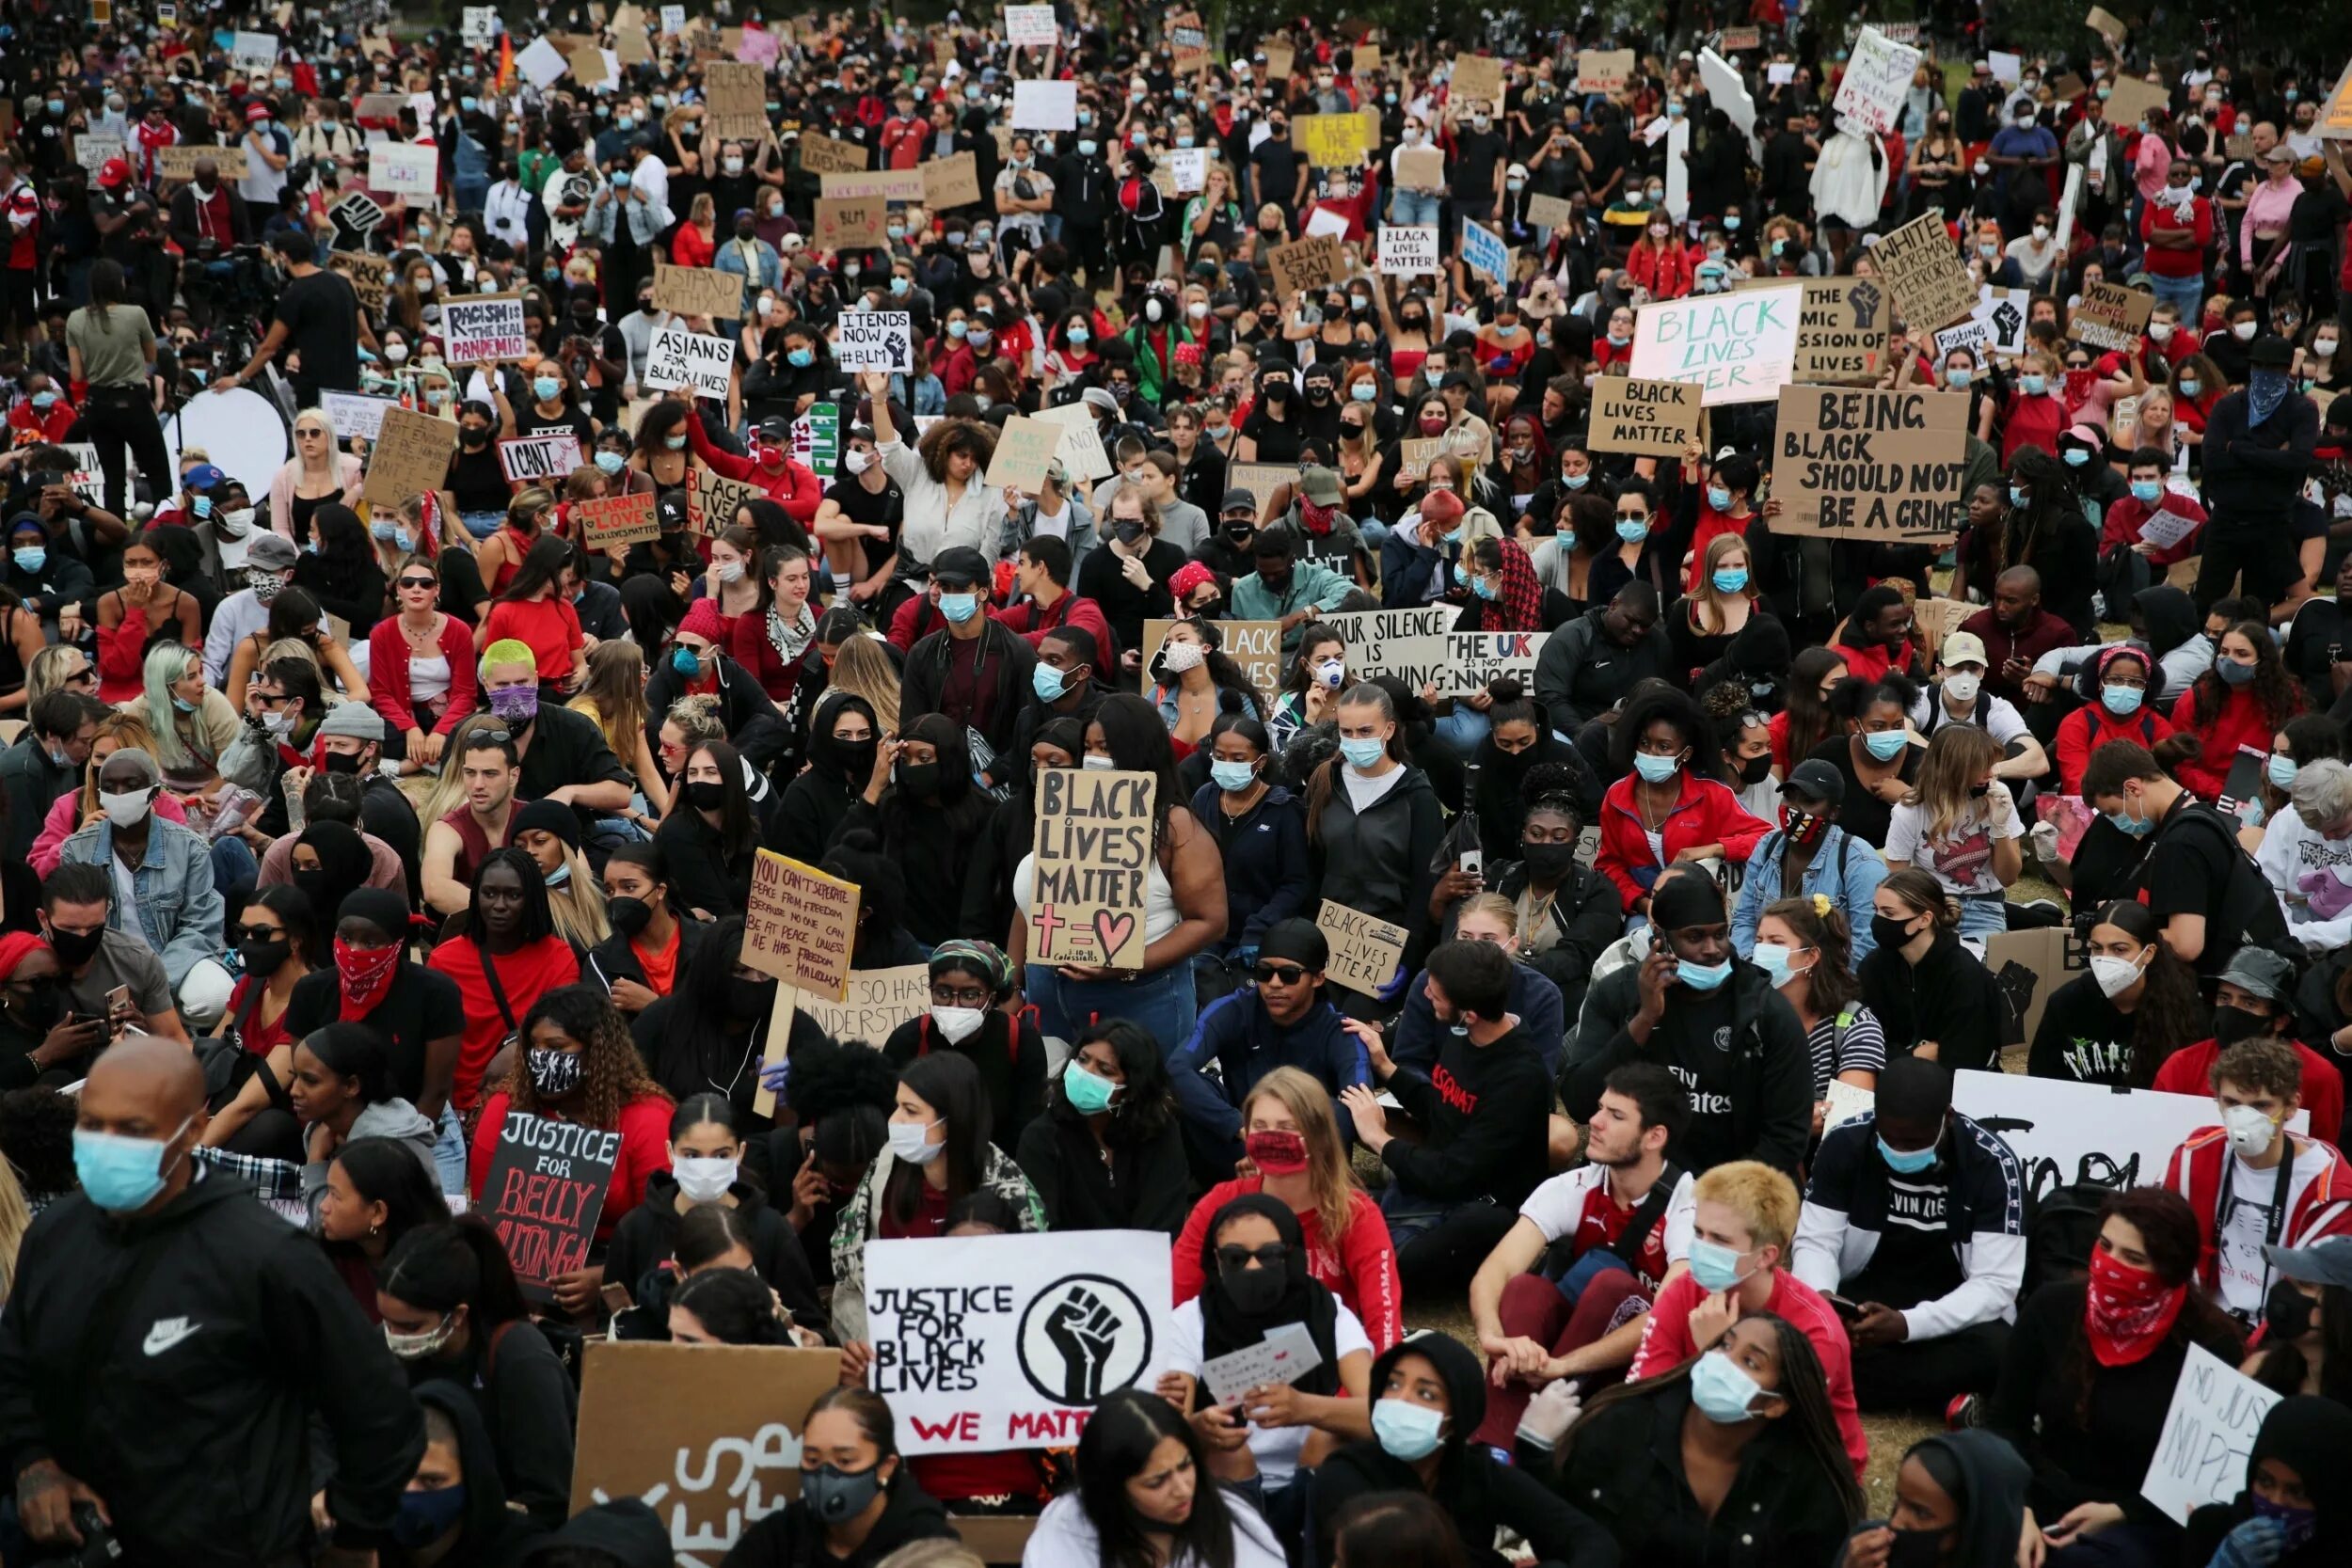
[2021,1180,2108,1299]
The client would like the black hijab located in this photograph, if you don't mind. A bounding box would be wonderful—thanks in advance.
[1196,1194,1342,1399]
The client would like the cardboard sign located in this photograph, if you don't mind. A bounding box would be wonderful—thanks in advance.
[1266,236,1345,298]
[1029,768,1157,971]
[702,61,768,141]
[1393,147,1444,193]
[1164,149,1209,194]
[498,434,582,484]
[798,131,867,176]
[689,464,761,535]
[319,391,394,444]
[230,29,280,71]
[742,850,860,1001]
[367,141,439,197]
[2322,59,2352,142]
[1377,226,1440,275]
[576,491,660,550]
[1227,464,1300,520]
[644,325,738,400]
[922,151,984,209]
[799,965,930,1047]
[1981,928,2090,1048]
[323,251,387,316]
[2085,5,2128,43]
[1588,376,1701,458]
[2104,76,2169,131]
[1832,26,1921,136]
[1453,55,1507,110]
[1525,192,1574,230]
[834,310,914,372]
[461,7,498,45]
[1295,113,1369,168]
[1876,210,1978,332]
[2138,508,2201,550]
[153,146,210,183]
[1438,630,1550,698]
[653,263,748,321]
[1629,285,1804,406]
[567,39,612,85]
[1011,80,1079,132]
[1004,3,1057,47]
[1139,619,1284,705]
[570,1341,841,1558]
[865,1230,1174,1452]
[442,294,528,366]
[1392,439,1439,486]
[2142,1343,2284,1526]
[986,415,1064,494]
[361,407,453,507]
[1720,25,1761,50]
[1263,42,1295,79]
[819,168,927,205]
[814,196,886,250]
[477,1110,621,1302]
[2074,279,2154,352]
[1170,16,1212,75]
[1772,387,1970,542]
[1032,403,1114,483]
[1791,277,1890,384]
[1320,608,1453,690]
[1574,49,1635,95]
[1316,899,1409,993]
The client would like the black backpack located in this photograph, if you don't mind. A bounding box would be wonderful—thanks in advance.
[2021,1180,2107,1299]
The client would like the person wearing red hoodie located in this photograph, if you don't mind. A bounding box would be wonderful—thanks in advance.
[2054,645,2176,795]
[2099,448,2207,601]
[2167,620,2303,803]
[2161,1037,2352,1321]
[2152,948,2344,1152]
[6,379,75,446]
[684,405,823,528]
[1595,686,1772,918]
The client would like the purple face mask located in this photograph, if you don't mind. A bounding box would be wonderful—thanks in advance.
[487,686,539,725]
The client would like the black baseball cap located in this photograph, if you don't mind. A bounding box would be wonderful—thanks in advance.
[932,546,989,588]
[1781,759,1847,807]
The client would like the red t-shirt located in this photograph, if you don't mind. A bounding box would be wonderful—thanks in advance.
[426,936,581,1109]
[467,1089,675,1237]
[480,594,584,681]
[1631,1268,1868,1480]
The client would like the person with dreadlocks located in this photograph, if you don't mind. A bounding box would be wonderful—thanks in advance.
[466,984,672,1318]
[881,941,1046,1156]
[1994,447,2100,636]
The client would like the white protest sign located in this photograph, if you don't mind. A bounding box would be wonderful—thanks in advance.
[1950,1069,2305,1206]
[644,325,738,400]
[73,135,126,179]
[833,311,914,372]
[1167,148,1207,193]
[1320,608,1453,691]
[660,4,685,34]
[1378,226,1439,275]
[367,142,439,197]
[1034,402,1115,482]
[1700,48,1762,156]
[799,966,930,1046]
[1832,26,1922,136]
[1988,51,2023,87]
[1823,1078,1876,1129]
[1629,284,1804,406]
[58,444,105,507]
[320,390,395,443]
[1665,117,1692,219]
[517,36,571,88]
[1202,1323,1323,1405]
[2141,1342,2283,1525]
[230,30,280,72]
[440,294,528,365]
[1011,81,1079,132]
[864,1230,1173,1453]
[2138,509,2201,550]
[1976,286,2033,356]
[1933,318,1994,359]
[499,434,583,484]
[1438,630,1549,698]
[461,7,497,45]
[1004,4,1057,46]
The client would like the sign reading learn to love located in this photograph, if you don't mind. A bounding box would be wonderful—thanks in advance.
[1029,768,1157,970]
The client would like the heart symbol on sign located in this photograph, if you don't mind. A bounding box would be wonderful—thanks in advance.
[1093,911,1136,959]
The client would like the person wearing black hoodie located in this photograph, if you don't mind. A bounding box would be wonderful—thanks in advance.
[1832,1430,2030,1568]
[1017,1021,1189,1234]
[1343,939,1555,1291]
[1564,870,1814,1178]
[1856,868,2009,1073]
[1305,681,1447,1005]
[775,689,880,866]
[721,1386,956,1568]
[516,1497,671,1567]
[393,1381,548,1568]
[882,941,1047,1156]
[1459,764,1621,1031]
[829,712,996,950]
[1314,1333,1617,1568]
[2182,1396,2352,1568]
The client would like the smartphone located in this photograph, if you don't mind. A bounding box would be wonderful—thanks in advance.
[1826,1293,1865,1323]
[105,984,133,1020]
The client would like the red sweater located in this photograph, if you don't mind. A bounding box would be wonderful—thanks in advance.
[2169,683,2300,801]
[727,609,816,701]
[685,408,823,525]
[1171,1180,1404,1351]
[2055,703,2176,795]
[2154,1039,2344,1151]
[2001,390,2067,466]
[468,1089,675,1239]
[427,936,580,1110]
[368,613,481,737]
[479,594,583,681]
[1595,773,1772,907]
[990,591,1116,659]
[2101,493,2206,567]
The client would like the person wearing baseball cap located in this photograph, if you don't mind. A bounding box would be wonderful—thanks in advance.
[1909,629,2049,784]
[898,545,1037,778]
[2144,945,2346,1147]
[2197,329,2319,611]
[1729,756,1888,962]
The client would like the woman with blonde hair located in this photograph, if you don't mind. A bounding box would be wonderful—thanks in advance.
[271,407,364,546]
[28,709,192,875]
[1666,532,1762,676]
[568,640,668,823]
[1168,1066,1403,1352]
[511,799,612,952]
[824,625,902,736]
[672,190,719,268]
[136,641,239,796]
[1884,724,2024,940]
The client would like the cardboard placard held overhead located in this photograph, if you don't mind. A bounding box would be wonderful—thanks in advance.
[361,407,453,507]
[1526,192,1575,229]
[1451,55,1506,111]
[1772,387,1970,542]
[477,1110,621,1303]
[575,491,660,550]
[814,197,887,250]
[1263,43,1295,80]
[569,1341,842,1554]
[1588,377,1701,458]
[2102,76,2169,132]
[798,965,930,1047]
[1266,235,1346,298]
[987,416,1064,493]
[1003,3,1058,47]
[2322,59,2352,141]
[1628,285,1804,405]
[327,250,389,312]
[2072,279,2154,352]
[1294,113,1369,168]
[1789,277,1891,384]
[921,151,983,208]
[1393,146,1443,191]
[1875,210,1978,332]
[820,167,925,202]
[2085,4,2127,43]
[701,60,768,140]
[1029,768,1158,971]
[1574,49,1635,94]
[497,434,582,485]
[798,131,868,176]
[367,142,439,197]
[741,850,860,1001]
[1010,80,1079,132]
[1377,226,1440,274]
[1316,899,1409,994]
[653,263,749,321]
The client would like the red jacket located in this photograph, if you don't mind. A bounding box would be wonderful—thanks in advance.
[1627,238,1696,301]
[2101,492,2206,567]
[468,1089,675,1240]
[368,613,482,738]
[2155,1039,2344,1151]
[1595,773,1772,907]
[7,400,75,446]
[686,407,823,525]
[2169,682,2300,802]
[2162,1126,2352,1293]
[2055,702,2175,795]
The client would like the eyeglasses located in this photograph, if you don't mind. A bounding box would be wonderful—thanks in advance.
[1217,1243,1289,1273]
[1253,962,1308,985]
[397,576,437,591]
[930,984,991,1007]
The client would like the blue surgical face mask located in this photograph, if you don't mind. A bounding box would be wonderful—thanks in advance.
[1211,759,1257,792]
[890,277,912,296]
[788,348,816,368]
[2217,657,2257,686]
[1751,942,1804,988]
[1565,472,1589,489]
[1616,517,1650,544]
[2179,378,2201,398]
[1031,663,1068,702]
[1947,367,1973,388]
[1686,1238,1750,1292]
[1371,1398,1445,1462]
[595,451,627,475]
[2131,480,2162,503]
[1864,730,1910,761]
[2064,448,2090,467]
[1677,957,1732,991]
[671,646,702,678]
[1341,736,1388,769]
[2268,754,2300,790]
[1711,568,1749,594]
[2020,374,2046,396]
[1062,1061,1119,1115]
[72,1116,193,1212]
[938,592,979,624]
[532,376,562,403]
[1350,383,1377,403]
[1706,484,1733,511]
[11,546,44,573]
[1880,1135,1939,1173]
[2106,802,2155,837]
[1633,751,1682,784]
[1690,1349,1772,1423]
[2102,684,2144,716]
[192,495,213,519]
[1471,576,1500,601]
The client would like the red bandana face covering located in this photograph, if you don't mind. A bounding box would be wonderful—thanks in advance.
[336,939,402,1015]
[2083,1245,2185,1367]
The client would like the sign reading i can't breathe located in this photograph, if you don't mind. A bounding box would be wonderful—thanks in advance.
[864,1230,1173,1452]
[478,1110,620,1303]
[833,310,914,372]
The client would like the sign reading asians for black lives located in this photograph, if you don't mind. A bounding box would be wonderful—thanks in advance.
[1771,386,1970,542]
[863,1231,1173,1453]
[478,1111,621,1304]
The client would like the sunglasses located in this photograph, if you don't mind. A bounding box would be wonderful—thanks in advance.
[1217,1243,1288,1273]
[232,926,282,944]
[1253,962,1308,985]
[397,576,437,590]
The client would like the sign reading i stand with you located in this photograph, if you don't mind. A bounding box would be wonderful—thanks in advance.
[477,1110,622,1303]
[645,325,738,400]
[833,311,914,372]
[1831,26,1921,135]
[1029,768,1157,971]
[864,1230,1174,1453]
[442,294,528,365]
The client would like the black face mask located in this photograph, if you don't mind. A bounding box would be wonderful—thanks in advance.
[1113,521,1146,546]
[292,867,335,907]
[728,975,777,1020]
[238,937,292,975]
[2265,1278,2315,1342]
[1520,841,1578,882]
[2215,1006,2269,1049]
[1870,913,1920,954]
[1262,381,1290,404]
[321,750,363,776]
[833,737,877,778]
[1739,753,1773,786]
[605,895,654,939]
[459,426,490,449]
[45,926,103,968]
[685,780,729,813]
[1223,520,1255,542]
[897,761,941,798]
[1220,1262,1290,1317]
[1884,1527,1951,1568]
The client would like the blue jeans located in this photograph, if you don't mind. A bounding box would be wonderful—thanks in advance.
[2147,269,2202,321]
[434,1102,469,1196]
[1390,189,1441,227]
[1025,959,1197,1058]
[210,834,258,900]
[1956,894,2009,940]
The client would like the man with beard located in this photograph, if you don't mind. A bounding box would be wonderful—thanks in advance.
[1532,582,1671,733]
[1467,1062,1695,1439]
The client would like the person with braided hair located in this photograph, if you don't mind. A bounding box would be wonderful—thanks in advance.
[465,984,673,1319]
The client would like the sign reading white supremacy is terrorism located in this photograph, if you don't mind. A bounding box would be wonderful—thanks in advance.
[1629,285,1804,405]
[441,294,528,365]
[645,325,738,400]
[864,1231,1173,1453]
[832,311,914,372]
